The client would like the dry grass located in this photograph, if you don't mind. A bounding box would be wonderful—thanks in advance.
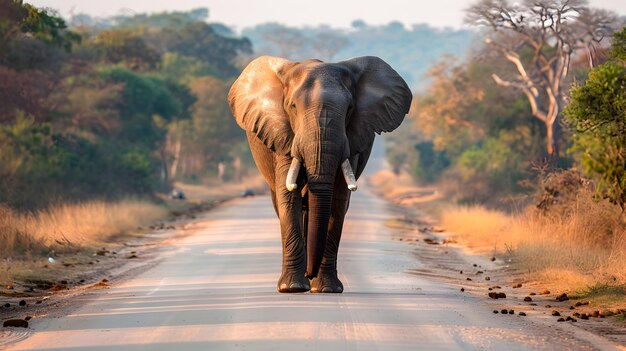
[440,191,626,287]
[440,206,512,253]
[370,170,443,206]
[0,200,167,257]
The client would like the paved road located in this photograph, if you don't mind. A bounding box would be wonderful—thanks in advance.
[6,141,621,351]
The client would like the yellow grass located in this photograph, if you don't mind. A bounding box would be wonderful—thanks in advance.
[440,193,626,286]
[370,170,443,206]
[440,206,512,252]
[0,200,167,257]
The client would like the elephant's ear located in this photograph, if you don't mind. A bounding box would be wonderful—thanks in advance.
[228,56,297,154]
[339,56,412,155]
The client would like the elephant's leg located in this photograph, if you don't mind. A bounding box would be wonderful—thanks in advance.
[274,155,309,293]
[310,175,350,293]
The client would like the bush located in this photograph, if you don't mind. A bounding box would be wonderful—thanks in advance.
[564,28,626,209]
[412,141,450,183]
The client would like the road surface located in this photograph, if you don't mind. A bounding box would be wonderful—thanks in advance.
[5,141,621,351]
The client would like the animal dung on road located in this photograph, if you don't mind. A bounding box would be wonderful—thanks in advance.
[488,292,506,299]
[556,293,569,301]
[3,319,28,328]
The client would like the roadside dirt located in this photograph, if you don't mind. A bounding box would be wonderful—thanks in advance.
[369,172,626,347]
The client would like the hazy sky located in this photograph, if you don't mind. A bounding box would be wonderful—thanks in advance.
[29,0,626,30]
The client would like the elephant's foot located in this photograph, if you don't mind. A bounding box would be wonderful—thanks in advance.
[277,270,310,293]
[310,270,343,293]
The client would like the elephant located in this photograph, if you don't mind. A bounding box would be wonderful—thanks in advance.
[228,56,412,293]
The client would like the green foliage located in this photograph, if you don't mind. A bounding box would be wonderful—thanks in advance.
[412,141,450,183]
[0,113,154,208]
[93,30,160,70]
[157,22,251,79]
[609,25,626,63]
[564,28,626,208]
[20,2,80,50]
[96,67,192,152]
[113,8,209,29]
[0,5,250,209]
[0,1,79,53]
[160,52,217,81]
[453,129,529,197]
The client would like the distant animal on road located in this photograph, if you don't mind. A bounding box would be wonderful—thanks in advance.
[228,56,412,293]
[171,188,186,200]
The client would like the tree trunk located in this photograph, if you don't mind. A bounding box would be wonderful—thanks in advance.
[159,146,169,185]
[546,120,555,156]
[169,138,181,179]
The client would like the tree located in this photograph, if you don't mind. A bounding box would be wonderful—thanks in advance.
[170,76,244,180]
[413,60,486,157]
[0,0,79,59]
[93,29,161,71]
[401,49,545,202]
[155,22,252,79]
[564,28,626,209]
[466,0,616,156]
[0,1,79,122]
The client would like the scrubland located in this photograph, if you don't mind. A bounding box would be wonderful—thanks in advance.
[372,169,626,300]
[0,200,167,258]
[442,195,626,289]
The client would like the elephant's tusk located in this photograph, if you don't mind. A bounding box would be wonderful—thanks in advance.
[285,158,301,192]
[341,159,358,191]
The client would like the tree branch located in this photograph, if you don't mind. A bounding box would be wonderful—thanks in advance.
[492,73,547,122]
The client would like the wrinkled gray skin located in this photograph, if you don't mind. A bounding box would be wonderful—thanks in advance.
[228,56,412,293]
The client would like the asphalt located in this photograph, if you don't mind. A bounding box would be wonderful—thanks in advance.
[5,140,621,351]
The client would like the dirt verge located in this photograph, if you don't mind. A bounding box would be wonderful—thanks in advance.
[367,171,626,347]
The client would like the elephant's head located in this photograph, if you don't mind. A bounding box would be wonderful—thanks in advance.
[228,56,412,278]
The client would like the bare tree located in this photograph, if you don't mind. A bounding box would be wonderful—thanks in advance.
[259,27,308,60]
[311,31,349,62]
[466,0,615,156]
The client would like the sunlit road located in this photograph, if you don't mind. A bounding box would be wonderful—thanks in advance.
[6,141,621,351]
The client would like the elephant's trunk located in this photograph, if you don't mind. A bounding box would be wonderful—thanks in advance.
[300,105,347,278]
[305,182,333,278]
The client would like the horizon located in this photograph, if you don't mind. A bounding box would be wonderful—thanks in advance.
[28,0,626,31]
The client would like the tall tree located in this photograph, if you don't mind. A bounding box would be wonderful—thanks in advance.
[466,0,615,156]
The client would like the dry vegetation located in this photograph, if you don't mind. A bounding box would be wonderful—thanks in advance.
[0,200,167,258]
[0,177,266,286]
[441,191,626,289]
[369,169,443,206]
[374,168,625,300]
